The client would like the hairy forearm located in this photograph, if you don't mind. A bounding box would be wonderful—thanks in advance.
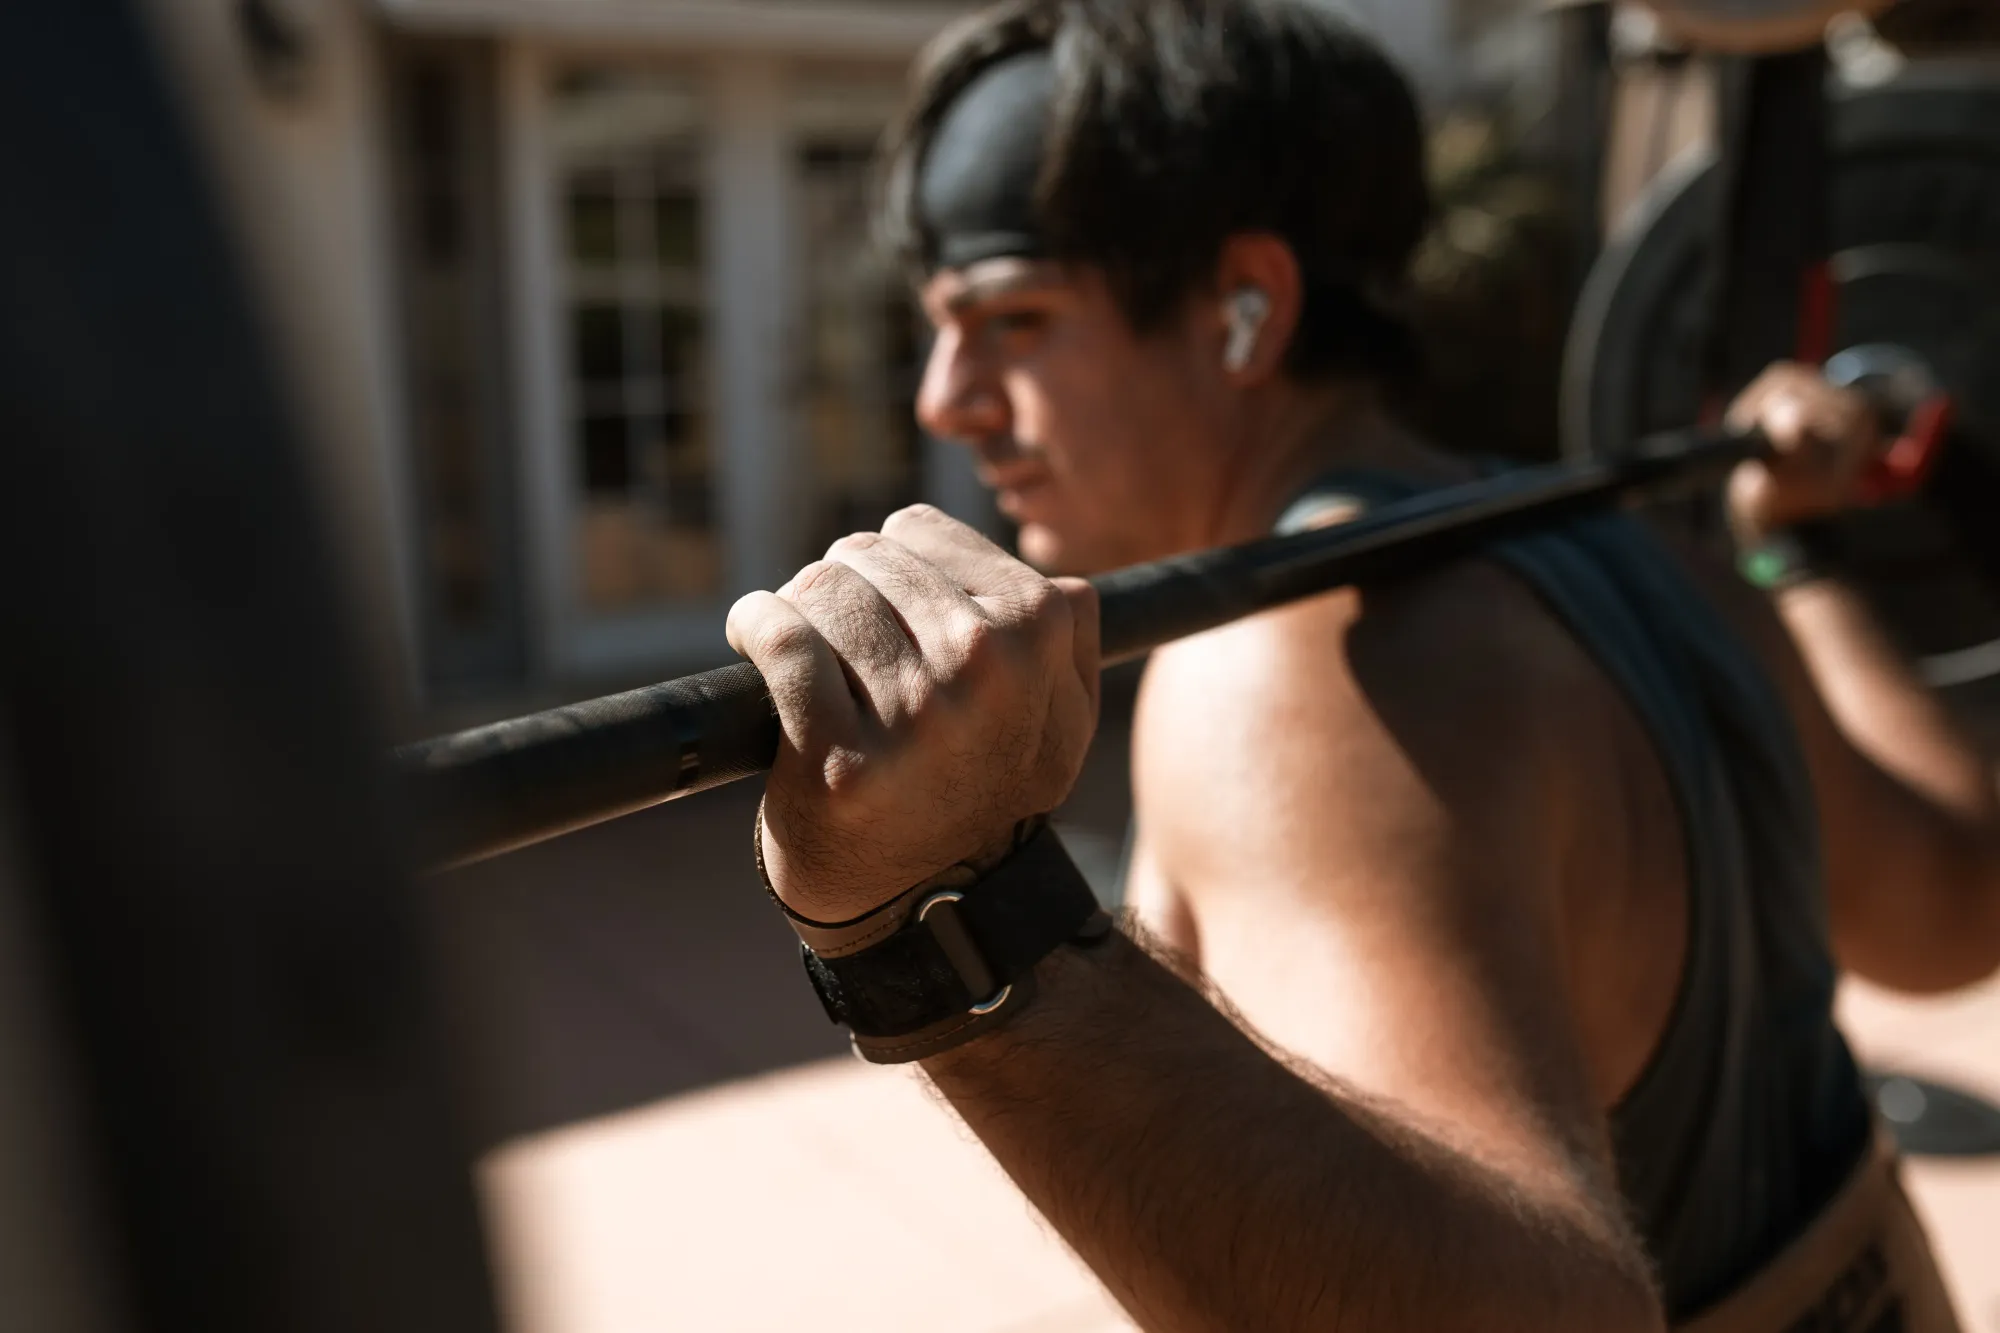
[1779,580,1999,823]
[1778,579,2000,982]
[923,929,1661,1333]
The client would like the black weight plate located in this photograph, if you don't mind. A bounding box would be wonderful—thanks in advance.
[1563,64,2000,695]
[1866,1072,2000,1158]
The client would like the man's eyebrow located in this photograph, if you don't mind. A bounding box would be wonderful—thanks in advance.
[942,266,1060,313]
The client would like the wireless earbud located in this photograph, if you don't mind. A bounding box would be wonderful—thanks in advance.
[1222,287,1272,373]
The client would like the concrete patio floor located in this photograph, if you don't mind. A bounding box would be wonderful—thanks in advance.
[434,671,1998,1331]
[1839,975,2000,1329]
[472,973,2000,1333]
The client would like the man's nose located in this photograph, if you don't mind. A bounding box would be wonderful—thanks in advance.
[916,329,1007,445]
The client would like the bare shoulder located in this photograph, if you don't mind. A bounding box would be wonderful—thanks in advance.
[1131,547,1703,1130]
[1135,556,1626,870]
[1133,553,1691,1111]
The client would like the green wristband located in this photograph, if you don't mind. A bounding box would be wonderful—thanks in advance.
[1737,528,1831,592]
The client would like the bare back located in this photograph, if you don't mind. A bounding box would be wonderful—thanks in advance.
[1132,557,1689,1109]
[1126,481,1873,1316]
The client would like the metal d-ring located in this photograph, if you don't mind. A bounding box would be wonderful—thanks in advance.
[967,987,1013,1015]
[918,889,1013,1014]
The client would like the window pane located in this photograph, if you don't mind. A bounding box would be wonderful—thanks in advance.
[580,415,629,493]
[791,71,928,555]
[572,305,625,382]
[656,305,701,386]
[653,192,700,270]
[567,180,619,267]
[553,66,718,615]
[641,413,714,528]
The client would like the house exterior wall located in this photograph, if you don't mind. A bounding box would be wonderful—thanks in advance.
[137,0,1497,711]
[487,42,969,684]
[408,7,1027,691]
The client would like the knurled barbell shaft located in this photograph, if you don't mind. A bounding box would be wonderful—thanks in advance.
[395,429,1763,872]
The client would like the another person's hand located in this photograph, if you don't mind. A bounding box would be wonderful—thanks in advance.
[726,505,1100,924]
[1725,360,1884,544]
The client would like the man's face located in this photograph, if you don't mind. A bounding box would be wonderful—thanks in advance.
[915,259,1226,574]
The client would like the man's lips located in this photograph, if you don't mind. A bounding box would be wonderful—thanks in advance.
[980,462,1048,492]
[992,473,1055,520]
[984,468,1049,493]
[975,453,1051,491]
[969,445,1055,516]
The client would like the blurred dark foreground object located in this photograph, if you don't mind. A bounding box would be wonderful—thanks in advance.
[0,4,499,1332]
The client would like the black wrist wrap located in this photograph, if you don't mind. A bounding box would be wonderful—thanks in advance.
[775,821,1112,1064]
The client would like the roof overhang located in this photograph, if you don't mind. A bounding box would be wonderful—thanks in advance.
[375,0,973,56]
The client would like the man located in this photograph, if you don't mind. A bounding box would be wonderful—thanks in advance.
[727,2,1987,1328]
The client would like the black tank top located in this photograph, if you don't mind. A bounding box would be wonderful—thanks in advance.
[1278,472,1874,1317]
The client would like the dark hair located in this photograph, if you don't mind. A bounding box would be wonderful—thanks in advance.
[879,0,1433,383]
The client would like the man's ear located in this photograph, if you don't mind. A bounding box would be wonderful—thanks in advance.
[1211,233,1304,385]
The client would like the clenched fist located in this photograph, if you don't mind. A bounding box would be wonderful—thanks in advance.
[1725,361,1885,543]
[726,505,1100,924]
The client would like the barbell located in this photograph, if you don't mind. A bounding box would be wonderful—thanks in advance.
[395,425,1787,872]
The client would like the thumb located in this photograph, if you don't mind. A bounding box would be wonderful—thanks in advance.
[1052,576,1101,722]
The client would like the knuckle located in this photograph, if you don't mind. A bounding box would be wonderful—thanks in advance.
[790,560,837,597]
[792,559,859,600]
[752,615,818,665]
[892,502,944,526]
[881,504,946,541]
[826,531,882,560]
[951,613,999,670]
[891,661,937,715]
[1016,579,1070,639]
[1055,574,1098,613]
[819,746,873,802]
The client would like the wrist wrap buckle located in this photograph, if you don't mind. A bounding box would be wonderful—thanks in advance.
[779,821,1110,1064]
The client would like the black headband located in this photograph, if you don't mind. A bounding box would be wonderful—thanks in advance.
[911,46,1422,382]
[917,50,1056,271]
